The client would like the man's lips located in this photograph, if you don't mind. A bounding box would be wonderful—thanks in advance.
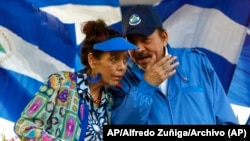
[137,57,150,64]
[135,53,151,62]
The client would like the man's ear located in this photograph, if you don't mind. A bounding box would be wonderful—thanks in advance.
[162,31,168,44]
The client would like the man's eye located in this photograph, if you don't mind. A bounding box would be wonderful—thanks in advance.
[128,39,135,44]
[142,37,150,42]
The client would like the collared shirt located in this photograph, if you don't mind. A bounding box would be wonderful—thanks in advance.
[110,44,238,125]
[159,47,168,96]
[76,70,109,141]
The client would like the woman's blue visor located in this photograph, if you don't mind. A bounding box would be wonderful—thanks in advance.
[93,37,137,51]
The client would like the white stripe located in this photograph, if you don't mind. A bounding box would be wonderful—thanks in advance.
[0,118,18,141]
[40,4,122,45]
[231,104,250,125]
[0,26,73,82]
[163,4,247,64]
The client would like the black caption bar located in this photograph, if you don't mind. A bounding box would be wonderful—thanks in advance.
[103,125,250,140]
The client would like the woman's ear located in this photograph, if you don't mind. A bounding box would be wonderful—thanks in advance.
[88,53,95,69]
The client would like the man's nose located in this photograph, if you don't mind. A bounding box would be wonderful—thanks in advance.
[135,42,145,51]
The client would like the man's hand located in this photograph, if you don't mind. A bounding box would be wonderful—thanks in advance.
[144,54,179,86]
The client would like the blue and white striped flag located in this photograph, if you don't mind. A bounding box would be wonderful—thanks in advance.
[0,0,121,139]
[1,0,250,139]
[154,0,250,124]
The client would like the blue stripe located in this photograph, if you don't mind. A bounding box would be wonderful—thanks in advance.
[246,116,250,125]
[0,0,78,68]
[156,0,250,26]
[0,68,42,122]
[228,34,250,106]
[196,48,235,93]
[26,0,120,7]
[186,0,250,26]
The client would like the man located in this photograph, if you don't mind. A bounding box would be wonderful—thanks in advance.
[109,5,238,124]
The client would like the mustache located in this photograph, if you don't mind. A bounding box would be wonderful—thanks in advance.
[134,52,152,60]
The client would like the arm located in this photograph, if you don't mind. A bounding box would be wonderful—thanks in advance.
[213,74,239,124]
[111,70,157,125]
[111,55,178,125]
[202,55,239,124]
[14,73,62,140]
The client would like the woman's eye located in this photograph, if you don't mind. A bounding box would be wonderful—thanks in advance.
[125,56,129,62]
[111,57,117,62]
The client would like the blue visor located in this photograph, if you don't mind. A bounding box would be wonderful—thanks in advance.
[93,37,137,51]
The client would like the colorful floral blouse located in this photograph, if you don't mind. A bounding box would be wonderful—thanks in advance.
[14,70,112,141]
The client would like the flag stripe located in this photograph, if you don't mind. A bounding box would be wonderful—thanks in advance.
[228,33,250,107]
[26,0,120,7]
[0,26,73,81]
[0,0,77,68]
[0,68,42,121]
[161,4,246,64]
[40,4,122,45]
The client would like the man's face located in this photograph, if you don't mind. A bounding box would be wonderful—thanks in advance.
[127,30,168,69]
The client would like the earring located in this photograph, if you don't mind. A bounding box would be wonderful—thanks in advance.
[87,72,101,84]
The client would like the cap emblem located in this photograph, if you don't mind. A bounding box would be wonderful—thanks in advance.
[129,14,141,26]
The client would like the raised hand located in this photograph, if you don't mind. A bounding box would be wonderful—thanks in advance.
[144,54,179,86]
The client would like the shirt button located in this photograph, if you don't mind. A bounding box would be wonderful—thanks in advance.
[183,77,188,82]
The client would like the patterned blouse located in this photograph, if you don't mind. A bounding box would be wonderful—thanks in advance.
[14,70,112,141]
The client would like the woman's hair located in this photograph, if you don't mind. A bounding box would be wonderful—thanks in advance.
[80,19,122,68]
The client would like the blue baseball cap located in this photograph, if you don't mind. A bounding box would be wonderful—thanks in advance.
[93,37,137,51]
[122,5,163,36]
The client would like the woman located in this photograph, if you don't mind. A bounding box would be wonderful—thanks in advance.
[14,19,137,141]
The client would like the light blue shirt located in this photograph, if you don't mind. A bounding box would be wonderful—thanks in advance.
[109,44,238,125]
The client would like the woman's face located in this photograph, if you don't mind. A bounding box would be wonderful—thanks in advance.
[94,51,128,86]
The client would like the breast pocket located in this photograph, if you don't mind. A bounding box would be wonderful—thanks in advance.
[180,86,214,123]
